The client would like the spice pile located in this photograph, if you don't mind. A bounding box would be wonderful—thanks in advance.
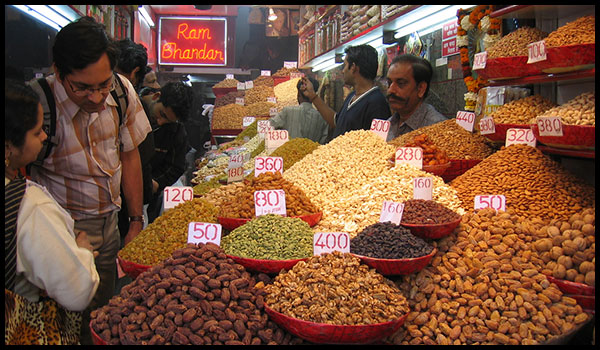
[351,222,434,259]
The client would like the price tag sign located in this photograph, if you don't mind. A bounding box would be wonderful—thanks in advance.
[226,73,234,80]
[474,195,506,212]
[413,177,433,200]
[290,72,304,79]
[506,128,536,147]
[254,190,286,216]
[188,222,222,246]
[261,70,271,76]
[237,82,245,91]
[245,80,254,90]
[227,166,244,183]
[370,119,391,140]
[472,51,487,70]
[479,116,496,135]
[257,120,274,137]
[163,186,194,210]
[284,61,298,68]
[243,116,256,128]
[536,116,563,136]
[267,97,277,104]
[313,232,350,256]
[395,147,423,169]
[456,111,476,132]
[235,97,245,106]
[254,156,284,176]
[269,108,279,117]
[228,153,245,169]
[265,129,289,151]
[527,40,547,64]
[379,201,405,225]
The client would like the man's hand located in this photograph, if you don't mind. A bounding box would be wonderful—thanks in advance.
[300,77,317,102]
[75,230,99,258]
[123,220,143,246]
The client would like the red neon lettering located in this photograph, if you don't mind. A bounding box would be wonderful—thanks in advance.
[162,42,224,62]
[177,23,212,40]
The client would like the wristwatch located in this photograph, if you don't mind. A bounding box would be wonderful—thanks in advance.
[129,215,144,223]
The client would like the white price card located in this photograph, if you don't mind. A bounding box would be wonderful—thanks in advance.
[536,116,563,137]
[257,120,274,137]
[474,195,506,212]
[261,70,271,76]
[479,116,496,135]
[472,51,487,70]
[254,156,284,176]
[226,73,234,80]
[235,97,245,106]
[269,107,279,117]
[265,129,289,151]
[313,232,350,256]
[379,201,405,225]
[456,111,476,132]
[228,153,245,169]
[370,119,391,140]
[290,72,304,79]
[527,40,547,64]
[245,80,254,90]
[413,177,433,200]
[284,61,298,68]
[267,97,277,104]
[188,222,222,246]
[237,82,245,91]
[163,186,194,210]
[505,128,536,147]
[395,147,423,169]
[254,189,286,216]
[243,116,256,128]
[227,166,244,183]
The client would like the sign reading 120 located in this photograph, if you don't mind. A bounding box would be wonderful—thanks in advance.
[159,17,227,66]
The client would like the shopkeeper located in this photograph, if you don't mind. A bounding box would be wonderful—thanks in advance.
[300,44,391,141]
[385,54,446,141]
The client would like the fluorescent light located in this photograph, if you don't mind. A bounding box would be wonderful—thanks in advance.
[28,5,71,27]
[394,5,475,39]
[12,5,62,31]
[268,8,277,21]
[48,5,79,22]
[139,6,155,28]
[312,59,342,72]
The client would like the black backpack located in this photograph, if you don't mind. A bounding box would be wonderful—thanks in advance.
[27,73,129,164]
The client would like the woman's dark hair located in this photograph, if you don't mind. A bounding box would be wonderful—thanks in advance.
[390,54,434,98]
[297,77,319,101]
[344,44,379,81]
[5,79,41,148]
[52,16,119,80]
[158,82,194,123]
[116,38,148,91]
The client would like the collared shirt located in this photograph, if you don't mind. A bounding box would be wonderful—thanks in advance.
[30,74,152,220]
[332,86,391,140]
[269,102,329,144]
[386,103,447,142]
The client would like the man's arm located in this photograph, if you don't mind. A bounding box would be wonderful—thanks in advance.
[120,147,144,245]
[300,77,336,129]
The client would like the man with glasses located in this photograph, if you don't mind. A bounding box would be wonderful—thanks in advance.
[28,17,151,344]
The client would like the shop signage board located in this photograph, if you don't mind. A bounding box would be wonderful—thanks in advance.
[441,19,458,57]
[159,17,227,66]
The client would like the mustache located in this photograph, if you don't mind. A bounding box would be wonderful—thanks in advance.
[387,93,405,102]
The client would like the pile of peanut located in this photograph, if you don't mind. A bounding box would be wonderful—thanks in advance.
[264,251,410,325]
[487,27,548,58]
[244,85,275,106]
[389,119,495,160]
[93,243,304,345]
[245,101,276,117]
[274,77,301,112]
[252,75,274,87]
[533,92,595,126]
[450,144,595,222]
[544,15,595,47]
[272,67,301,77]
[531,208,595,286]
[389,209,591,345]
[214,78,240,88]
[212,104,248,129]
[490,95,557,124]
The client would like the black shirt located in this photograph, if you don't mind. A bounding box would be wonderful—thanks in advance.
[332,86,391,139]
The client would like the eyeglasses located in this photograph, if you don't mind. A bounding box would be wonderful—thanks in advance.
[65,75,114,97]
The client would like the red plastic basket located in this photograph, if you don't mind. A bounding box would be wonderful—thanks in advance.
[90,321,108,345]
[531,123,595,150]
[545,275,595,296]
[483,123,531,143]
[218,212,322,231]
[443,159,482,183]
[212,87,238,98]
[351,248,437,276]
[263,303,409,344]
[400,216,462,239]
[226,254,308,274]
[117,255,151,280]
[534,43,595,74]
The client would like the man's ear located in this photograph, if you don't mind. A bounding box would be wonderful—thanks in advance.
[417,81,428,99]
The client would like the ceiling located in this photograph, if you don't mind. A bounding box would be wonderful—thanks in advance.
[148,5,300,17]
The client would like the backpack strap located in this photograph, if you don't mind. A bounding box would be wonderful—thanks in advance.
[111,73,129,127]
[27,78,57,164]
[5,177,27,291]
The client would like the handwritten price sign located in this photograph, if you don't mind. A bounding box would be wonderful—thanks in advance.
[506,128,536,147]
[227,166,244,183]
[226,73,234,80]
[235,97,245,105]
[254,190,286,216]
[265,129,289,151]
[187,222,222,245]
[456,111,476,132]
[245,81,254,90]
[527,40,547,64]
[479,116,496,135]
[370,119,391,140]
[237,82,245,91]
[395,147,423,169]
[163,186,194,210]
[243,116,256,128]
[472,51,487,70]
[413,177,433,200]
[257,120,274,137]
[313,232,350,255]
[255,156,283,176]
[474,195,506,212]
[379,200,405,225]
[536,116,563,137]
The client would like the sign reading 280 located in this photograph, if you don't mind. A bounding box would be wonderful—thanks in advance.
[159,17,227,66]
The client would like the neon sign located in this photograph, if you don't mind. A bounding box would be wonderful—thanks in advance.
[159,17,227,66]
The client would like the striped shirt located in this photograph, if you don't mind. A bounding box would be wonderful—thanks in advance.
[29,74,152,220]
[269,102,329,144]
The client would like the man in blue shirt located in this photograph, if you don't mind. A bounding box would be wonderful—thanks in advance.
[300,45,391,141]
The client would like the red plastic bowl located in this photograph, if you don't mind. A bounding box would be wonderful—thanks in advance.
[422,162,451,176]
[263,303,409,344]
[482,122,531,143]
[568,294,595,314]
[545,275,595,296]
[90,321,108,345]
[117,255,151,280]
[226,254,308,274]
[531,123,595,150]
[351,248,437,276]
[400,216,462,239]
[212,87,238,98]
[218,212,322,230]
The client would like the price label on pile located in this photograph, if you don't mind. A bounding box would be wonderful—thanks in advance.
[413,177,433,200]
[474,195,506,212]
[472,51,487,70]
[506,128,536,147]
[379,200,405,225]
[313,232,350,256]
[163,186,194,210]
[265,129,289,151]
[226,73,234,80]
[257,120,274,137]
[242,116,256,128]
[267,97,277,104]
[527,40,547,64]
[237,82,245,91]
[269,108,278,117]
[456,111,476,132]
[370,119,391,140]
[290,72,304,79]
[254,156,284,176]
[228,153,245,169]
[261,70,271,76]
[284,61,298,68]
[235,97,245,105]
[254,190,286,216]
[187,222,222,246]
[479,116,496,135]
[245,80,254,90]
[227,166,244,183]
[395,147,423,169]
[536,116,563,137]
